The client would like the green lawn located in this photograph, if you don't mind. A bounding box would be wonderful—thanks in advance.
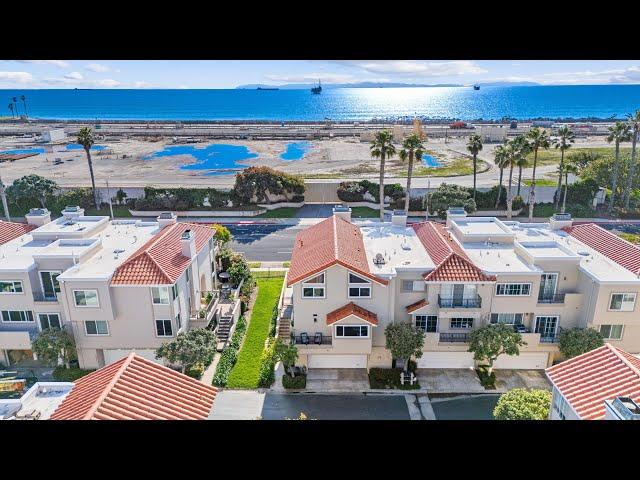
[257,207,300,218]
[525,147,628,166]
[84,206,133,217]
[399,158,489,178]
[351,206,379,218]
[521,178,557,187]
[226,276,284,389]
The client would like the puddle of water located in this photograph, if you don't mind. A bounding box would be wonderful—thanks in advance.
[280,141,313,161]
[65,143,107,151]
[0,147,46,155]
[145,144,259,175]
[421,153,441,167]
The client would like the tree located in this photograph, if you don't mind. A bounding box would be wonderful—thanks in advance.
[503,136,529,219]
[398,133,426,215]
[429,183,476,219]
[232,166,304,205]
[561,162,579,213]
[20,94,28,118]
[516,154,528,197]
[526,127,551,221]
[493,144,508,209]
[553,125,575,210]
[566,150,600,176]
[623,110,640,209]
[211,223,231,244]
[32,327,77,369]
[493,388,552,420]
[115,188,127,205]
[466,133,483,201]
[228,254,252,287]
[76,127,100,208]
[155,329,217,373]
[468,324,526,375]
[385,322,425,372]
[12,97,19,117]
[370,130,397,221]
[605,121,631,213]
[6,174,58,209]
[8,103,14,118]
[274,338,298,377]
[558,327,604,359]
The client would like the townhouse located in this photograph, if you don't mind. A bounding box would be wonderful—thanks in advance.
[284,207,640,371]
[0,207,220,369]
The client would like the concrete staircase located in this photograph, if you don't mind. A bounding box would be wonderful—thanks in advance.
[216,316,234,352]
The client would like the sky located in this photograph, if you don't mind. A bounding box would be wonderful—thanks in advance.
[1,60,640,89]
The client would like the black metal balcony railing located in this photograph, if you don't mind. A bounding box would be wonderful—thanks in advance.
[439,332,470,343]
[438,294,482,308]
[540,336,560,343]
[537,293,566,304]
[292,334,332,346]
[32,292,58,302]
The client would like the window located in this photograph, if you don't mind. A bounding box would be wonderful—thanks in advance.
[302,273,325,298]
[416,315,438,333]
[40,271,61,299]
[0,280,23,294]
[348,273,371,298]
[151,286,170,305]
[175,313,182,331]
[600,324,624,340]
[495,283,531,296]
[535,316,559,338]
[490,313,524,325]
[609,293,636,312]
[1,310,34,322]
[450,318,473,329]
[84,320,109,336]
[185,268,190,284]
[335,325,369,338]
[156,319,173,337]
[552,387,568,420]
[73,290,99,307]
[38,313,61,330]
[402,280,425,292]
[172,284,179,300]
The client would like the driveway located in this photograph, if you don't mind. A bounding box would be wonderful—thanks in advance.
[494,370,552,391]
[417,368,486,394]
[208,390,265,420]
[261,393,411,420]
[430,394,500,420]
[294,204,337,218]
[305,369,370,392]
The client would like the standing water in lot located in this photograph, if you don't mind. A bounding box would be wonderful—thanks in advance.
[421,153,441,167]
[144,144,259,175]
[280,142,313,161]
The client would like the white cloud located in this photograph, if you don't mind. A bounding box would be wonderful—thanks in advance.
[16,60,70,68]
[265,72,355,83]
[97,78,121,87]
[133,81,153,88]
[0,71,33,83]
[337,60,487,77]
[64,71,83,80]
[85,63,110,73]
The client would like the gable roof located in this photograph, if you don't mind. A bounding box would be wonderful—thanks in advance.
[111,222,214,285]
[287,215,388,287]
[546,344,640,420]
[564,223,640,276]
[412,221,496,283]
[51,353,217,420]
[326,302,378,326]
[0,220,36,245]
[406,298,429,313]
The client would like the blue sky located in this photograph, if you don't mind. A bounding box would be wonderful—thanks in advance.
[1,60,640,88]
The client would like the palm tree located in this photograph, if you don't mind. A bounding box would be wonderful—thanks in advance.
[370,130,396,221]
[562,162,579,214]
[398,133,426,215]
[552,126,575,211]
[516,155,528,197]
[466,134,483,201]
[20,95,28,119]
[77,127,100,208]
[493,144,508,209]
[12,97,19,117]
[504,140,519,219]
[7,103,14,118]
[525,127,550,221]
[606,121,632,213]
[623,110,640,209]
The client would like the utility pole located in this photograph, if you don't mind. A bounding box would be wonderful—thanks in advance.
[425,179,431,221]
[0,162,10,221]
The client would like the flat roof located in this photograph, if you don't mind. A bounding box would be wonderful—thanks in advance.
[462,242,539,274]
[452,218,512,236]
[519,242,580,259]
[31,215,109,238]
[360,223,435,276]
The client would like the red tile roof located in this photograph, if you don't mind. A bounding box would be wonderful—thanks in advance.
[287,215,388,287]
[111,222,214,285]
[0,220,36,245]
[546,344,640,420]
[412,221,496,283]
[406,298,429,313]
[326,302,378,326]
[51,353,217,420]
[564,223,640,276]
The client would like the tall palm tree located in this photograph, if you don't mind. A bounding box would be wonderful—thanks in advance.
[370,130,396,221]
[12,97,19,117]
[493,144,508,209]
[20,95,28,119]
[623,110,640,209]
[504,140,519,220]
[606,121,632,214]
[77,127,100,208]
[525,127,550,221]
[516,155,528,197]
[466,134,483,201]
[399,133,426,215]
[562,162,579,214]
[552,126,575,211]
[7,103,14,118]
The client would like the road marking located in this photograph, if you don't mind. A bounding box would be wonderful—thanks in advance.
[277,251,292,254]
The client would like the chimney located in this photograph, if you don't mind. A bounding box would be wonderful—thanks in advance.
[25,208,51,227]
[604,396,640,420]
[549,212,573,231]
[157,212,177,229]
[391,209,407,227]
[181,229,197,258]
[446,207,467,228]
[61,205,84,220]
[332,205,352,223]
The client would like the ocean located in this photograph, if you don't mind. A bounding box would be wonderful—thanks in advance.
[2,85,640,121]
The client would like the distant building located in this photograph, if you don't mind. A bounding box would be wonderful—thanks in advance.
[41,129,66,143]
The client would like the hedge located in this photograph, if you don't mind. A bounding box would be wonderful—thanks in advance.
[52,367,95,382]
[212,316,247,387]
[337,180,404,203]
[233,166,305,206]
[368,368,420,390]
[282,374,306,389]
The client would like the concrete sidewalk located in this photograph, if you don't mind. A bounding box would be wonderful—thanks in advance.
[208,390,266,420]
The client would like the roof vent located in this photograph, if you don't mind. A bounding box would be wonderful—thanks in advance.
[374,253,386,265]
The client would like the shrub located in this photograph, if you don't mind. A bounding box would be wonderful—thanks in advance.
[337,180,404,203]
[52,367,95,382]
[368,368,420,390]
[493,388,552,420]
[155,328,216,374]
[282,374,306,389]
[559,327,604,359]
[212,316,247,387]
[512,195,524,211]
[232,166,305,205]
[476,185,507,209]
[476,365,496,389]
[185,363,205,379]
[429,183,477,219]
[258,337,277,388]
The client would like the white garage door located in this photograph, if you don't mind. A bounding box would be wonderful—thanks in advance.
[494,352,548,369]
[103,349,160,366]
[308,354,367,369]
[417,352,475,368]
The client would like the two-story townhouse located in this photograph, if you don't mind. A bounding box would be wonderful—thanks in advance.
[284,207,640,371]
[0,208,218,369]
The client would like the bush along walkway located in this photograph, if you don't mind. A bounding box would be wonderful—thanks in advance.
[211,316,247,387]
[226,276,284,389]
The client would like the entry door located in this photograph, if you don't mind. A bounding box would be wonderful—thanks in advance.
[535,316,558,338]
[539,274,558,301]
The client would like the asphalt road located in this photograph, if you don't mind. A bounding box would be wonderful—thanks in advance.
[227,224,300,262]
[430,394,500,420]
[261,393,411,420]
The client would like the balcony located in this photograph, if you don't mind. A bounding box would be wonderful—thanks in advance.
[190,290,220,327]
[438,294,482,309]
[292,334,333,346]
[32,292,59,303]
[439,332,470,343]
[537,294,565,304]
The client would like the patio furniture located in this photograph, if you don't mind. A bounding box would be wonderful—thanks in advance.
[314,332,322,345]
[300,332,309,345]
[218,271,230,283]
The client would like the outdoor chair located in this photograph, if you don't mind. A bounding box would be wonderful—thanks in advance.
[314,332,322,345]
[300,332,309,345]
